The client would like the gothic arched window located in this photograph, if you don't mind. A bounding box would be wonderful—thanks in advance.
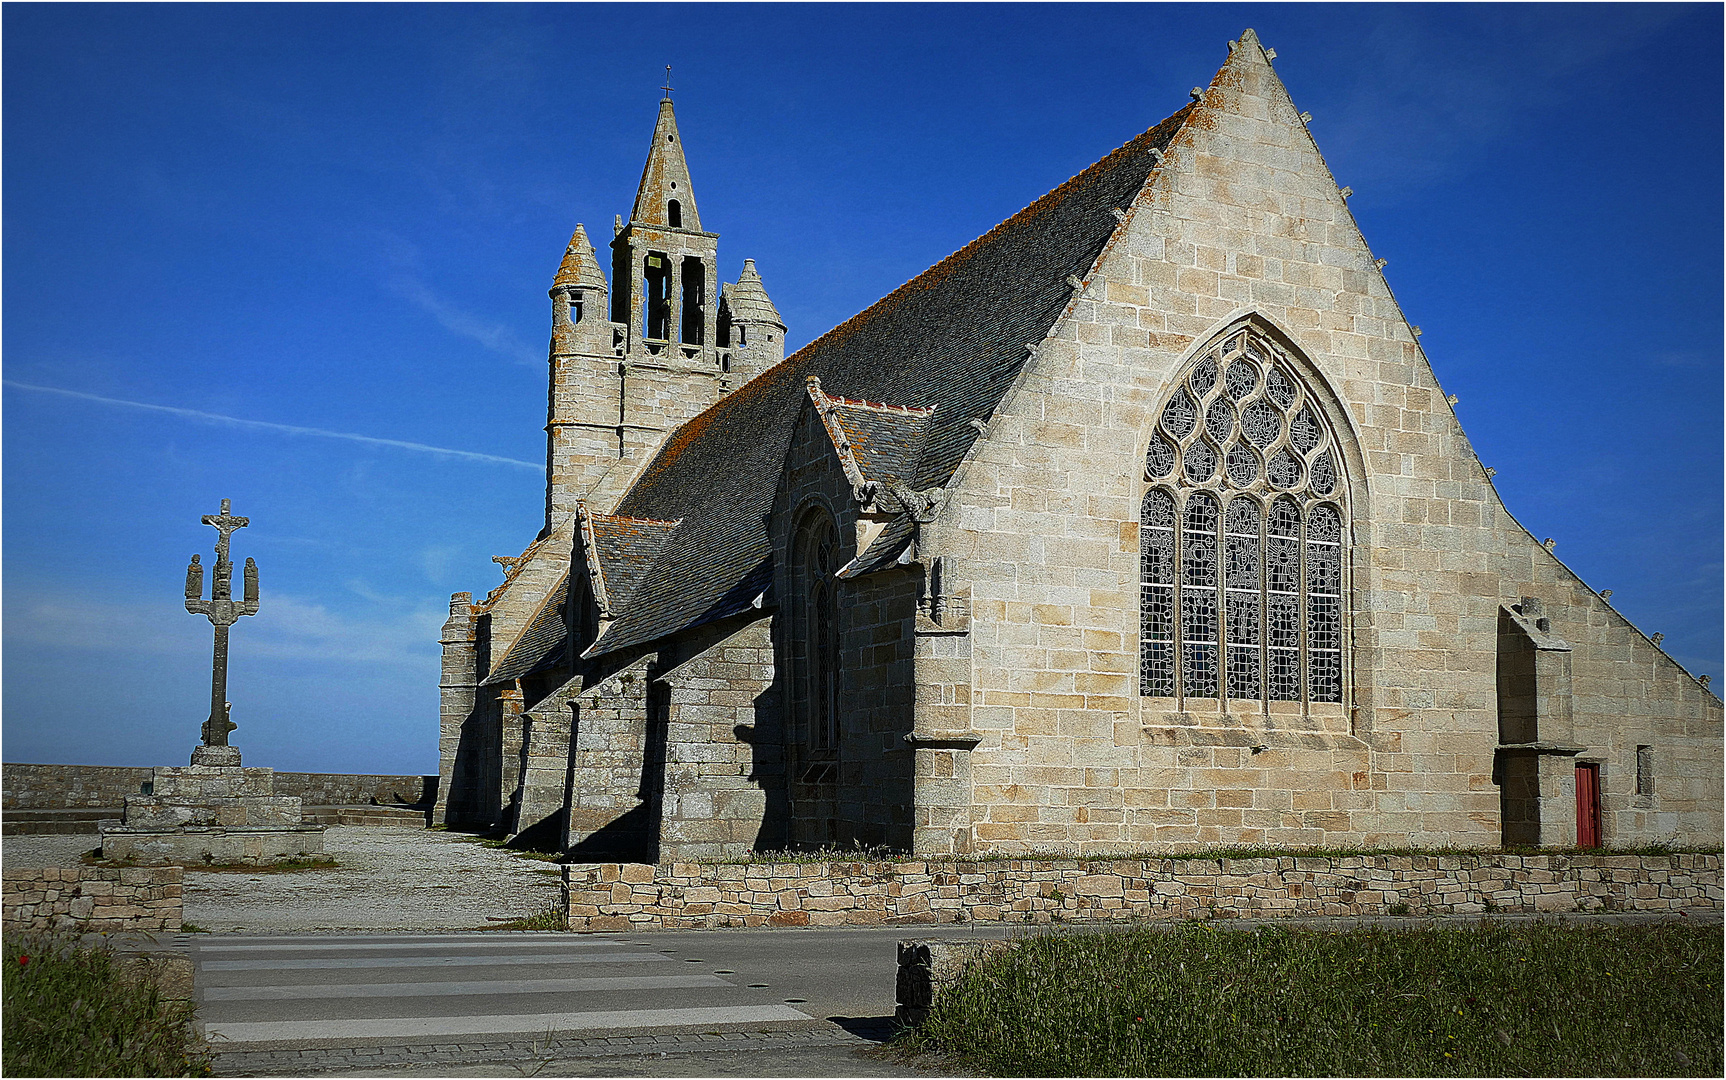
[792,509,840,749]
[1141,329,1348,706]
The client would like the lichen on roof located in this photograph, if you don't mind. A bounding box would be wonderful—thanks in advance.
[590,103,1196,655]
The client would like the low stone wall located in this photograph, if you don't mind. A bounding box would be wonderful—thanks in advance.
[564,853,1723,930]
[3,763,435,810]
[3,866,183,934]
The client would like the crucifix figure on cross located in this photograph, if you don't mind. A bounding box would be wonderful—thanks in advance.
[185,498,260,765]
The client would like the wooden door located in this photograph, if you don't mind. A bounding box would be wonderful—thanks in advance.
[1575,763,1602,848]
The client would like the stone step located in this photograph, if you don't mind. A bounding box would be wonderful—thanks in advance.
[300,805,430,828]
[2,808,117,835]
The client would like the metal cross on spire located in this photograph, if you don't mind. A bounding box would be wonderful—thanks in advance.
[662,65,673,101]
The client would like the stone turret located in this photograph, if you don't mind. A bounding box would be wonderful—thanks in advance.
[720,258,786,387]
[544,222,625,527]
[550,224,609,356]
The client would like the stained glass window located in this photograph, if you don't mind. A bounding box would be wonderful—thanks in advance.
[1138,328,1349,708]
[1225,497,1262,701]
[1306,504,1343,703]
[1181,493,1220,698]
[1140,489,1176,696]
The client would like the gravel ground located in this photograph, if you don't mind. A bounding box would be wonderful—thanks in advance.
[2,826,564,933]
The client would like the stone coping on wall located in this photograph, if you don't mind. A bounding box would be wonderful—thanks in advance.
[563,853,1723,931]
[2,762,436,811]
[3,866,183,934]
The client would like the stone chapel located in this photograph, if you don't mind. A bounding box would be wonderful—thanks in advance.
[434,32,1722,859]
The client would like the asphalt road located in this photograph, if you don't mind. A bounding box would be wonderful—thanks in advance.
[191,924,1024,1075]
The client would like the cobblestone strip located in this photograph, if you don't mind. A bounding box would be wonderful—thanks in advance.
[212,1023,889,1076]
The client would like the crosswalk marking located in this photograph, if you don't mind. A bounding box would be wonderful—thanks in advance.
[192,932,816,1049]
[205,1004,811,1044]
[203,951,666,971]
[200,939,627,953]
[204,974,729,1000]
[192,933,584,944]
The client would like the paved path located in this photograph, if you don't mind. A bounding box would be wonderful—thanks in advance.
[2,827,563,932]
[189,926,994,1076]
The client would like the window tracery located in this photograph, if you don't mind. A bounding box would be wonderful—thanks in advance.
[1139,328,1349,707]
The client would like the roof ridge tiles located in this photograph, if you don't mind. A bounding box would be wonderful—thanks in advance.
[828,396,937,416]
[593,512,682,528]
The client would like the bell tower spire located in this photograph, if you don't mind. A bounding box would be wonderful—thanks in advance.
[610,94,718,358]
[628,98,701,232]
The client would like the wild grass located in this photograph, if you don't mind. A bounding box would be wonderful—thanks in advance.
[81,851,338,872]
[899,921,1723,1077]
[721,841,903,865]
[3,932,209,1077]
[478,908,569,931]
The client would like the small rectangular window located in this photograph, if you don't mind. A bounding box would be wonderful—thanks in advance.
[1635,745,1654,796]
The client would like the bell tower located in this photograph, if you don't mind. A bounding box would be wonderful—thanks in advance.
[540,93,785,526]
[610,98,720,365]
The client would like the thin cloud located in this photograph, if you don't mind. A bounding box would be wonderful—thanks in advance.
[390,277,540,365]
[5,381,543,472]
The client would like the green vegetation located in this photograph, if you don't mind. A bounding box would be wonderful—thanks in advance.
[479,908,568,931]
[186,855,338,873]
[722,842,907,864]
[3,933,209,1077]
[81,851,338,872]
[900,921,1722,1077]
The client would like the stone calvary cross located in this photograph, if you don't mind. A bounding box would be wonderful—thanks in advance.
[184,499,259,766]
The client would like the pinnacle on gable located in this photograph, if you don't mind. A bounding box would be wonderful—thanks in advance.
[629,99,701,232]
[553,224,607,290]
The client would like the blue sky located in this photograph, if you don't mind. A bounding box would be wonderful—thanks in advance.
[5,4,1720,775]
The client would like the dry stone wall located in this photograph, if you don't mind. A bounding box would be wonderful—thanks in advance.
[564,853,1721,930]
[3,866,183,934]
[3,763,434,811]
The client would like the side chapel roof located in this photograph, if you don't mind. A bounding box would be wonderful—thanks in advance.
[586,512,682,616]
[587,103,1195,656]
[484,574,569,685]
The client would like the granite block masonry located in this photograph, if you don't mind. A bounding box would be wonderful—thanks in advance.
[564,853,1723,931]
[99,766,324,865]
[444,30,1722,861]
[3,866,183,934]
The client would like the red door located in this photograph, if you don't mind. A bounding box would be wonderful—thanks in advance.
[1575,763,1601,848]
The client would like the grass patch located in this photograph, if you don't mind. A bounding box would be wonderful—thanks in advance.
[178,922,211,934]
[4,932,209,1077]
[478,908,568,931]
[899,921,1723,1076]
[185,855,338,873]
[721,842,908,864]
[81,852,338,872]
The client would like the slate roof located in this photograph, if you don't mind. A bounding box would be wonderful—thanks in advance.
[483,574,568,685]
[587,104,1195,657]
[826,397,935,489]
[589,514,681,613]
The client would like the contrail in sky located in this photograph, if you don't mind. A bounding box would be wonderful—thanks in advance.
[6,381,544,472]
